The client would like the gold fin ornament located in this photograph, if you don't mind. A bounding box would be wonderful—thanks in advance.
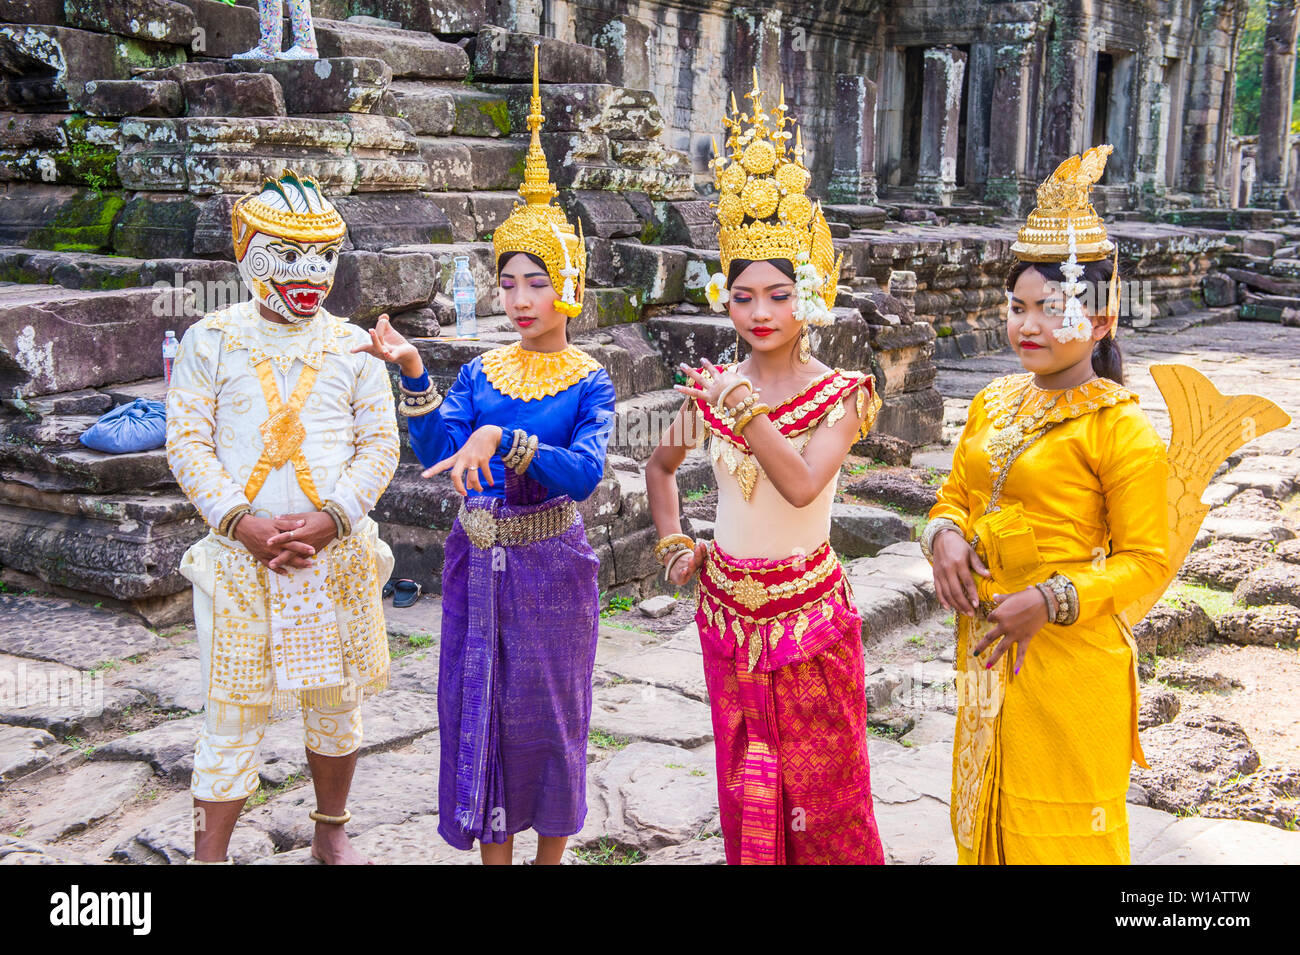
[1122,364,1291,625]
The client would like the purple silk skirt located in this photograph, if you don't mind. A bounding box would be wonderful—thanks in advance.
[437,472,600,850]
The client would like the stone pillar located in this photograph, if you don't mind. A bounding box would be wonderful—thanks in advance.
[914,46,966,206]
[984,42,1036,215]
[827,74,878,205]
[1256,0,1300,207]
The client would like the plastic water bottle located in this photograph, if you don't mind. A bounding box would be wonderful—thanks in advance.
[162,330,179,384]
[451,256,477,339]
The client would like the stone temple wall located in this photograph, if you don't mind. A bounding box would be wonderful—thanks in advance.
[517,0,1253,214]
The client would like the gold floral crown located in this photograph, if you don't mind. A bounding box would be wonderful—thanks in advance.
[711,70,840,311]
[1012,145,1115,263]
[230,169,347,259]
[1012,144,1120,338]
[491,46,585,319]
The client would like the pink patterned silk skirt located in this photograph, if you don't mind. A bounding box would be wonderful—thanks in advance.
[696,539,885,865]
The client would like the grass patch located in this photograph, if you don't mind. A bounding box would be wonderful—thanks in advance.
[574,838,645,865]
[1161,581,1235,619]
[599,594,636,619]
[247,772,305,808]
[682,487,709,502]
[589,729,630,750]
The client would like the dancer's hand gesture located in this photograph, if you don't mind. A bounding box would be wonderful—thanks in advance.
[667,541,708,587]
[425,424,503,495]
[351,314,423,378]
[931,529,989,617]
[973,588,1050,675]
[674,358,750,408]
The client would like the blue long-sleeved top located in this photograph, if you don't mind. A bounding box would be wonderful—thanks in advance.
[402,355,617,502]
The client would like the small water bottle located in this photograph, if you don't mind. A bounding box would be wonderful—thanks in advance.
[162,330,179,384]
[450,256,477,339]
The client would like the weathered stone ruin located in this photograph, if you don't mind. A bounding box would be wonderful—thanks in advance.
[0,0,1296,625]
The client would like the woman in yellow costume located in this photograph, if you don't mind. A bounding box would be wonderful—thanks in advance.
[923,145,1168,864]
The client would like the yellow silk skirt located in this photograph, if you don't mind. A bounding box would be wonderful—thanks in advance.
[952,574,1146,865]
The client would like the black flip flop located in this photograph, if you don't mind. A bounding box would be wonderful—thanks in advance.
[392,579,422,609]
[382,580,395,600]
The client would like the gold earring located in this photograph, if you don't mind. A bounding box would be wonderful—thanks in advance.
[798,324,811,363]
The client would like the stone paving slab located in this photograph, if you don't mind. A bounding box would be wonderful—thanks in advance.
[0,724,65,783]
[0,759,153,842]
[0,595,169,670]
[590,683,713,748]
[0,652,147,735]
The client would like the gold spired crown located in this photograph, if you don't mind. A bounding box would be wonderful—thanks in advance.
[491,45,586,318]
[1011,144,1115,263]
[230,169,347,259]
[712,69,841,307]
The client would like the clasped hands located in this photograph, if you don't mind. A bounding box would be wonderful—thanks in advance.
[930,528,1049,673]
[234,511,337,575]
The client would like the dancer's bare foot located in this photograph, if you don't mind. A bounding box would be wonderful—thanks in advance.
[310,822,373,865]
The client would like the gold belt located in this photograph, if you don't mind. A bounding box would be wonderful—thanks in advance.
[456,499,577,549]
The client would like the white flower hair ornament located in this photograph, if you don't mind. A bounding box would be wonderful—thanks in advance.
[705,272,730,312]
[1052,220,1094,344]
[793,252,834,326]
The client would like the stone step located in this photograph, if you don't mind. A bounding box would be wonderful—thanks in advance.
[479,82,663,140]
[472,27,606,84]
[424,135,527,191]
[423,190,519,242]
[0,285,191,397]
[384,81,510,138]
[313,17,469,79]
[610,388,682,461]
[382,241,497,315]
[0,23,185,107]
[0,112,121,189]
[347,0,486,35]
[118,114,426,194]
[143,57,392,115]
[0,490,200,600]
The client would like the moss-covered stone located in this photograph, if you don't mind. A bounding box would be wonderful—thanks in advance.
[27,191,126,253]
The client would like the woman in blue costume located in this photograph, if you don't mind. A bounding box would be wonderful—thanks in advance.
[354,52,616,865]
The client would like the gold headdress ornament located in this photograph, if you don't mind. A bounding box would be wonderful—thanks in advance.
[1011,144,1120,340]
[230,169,347,259]
[491,45,586,319]
[706,70,841,325]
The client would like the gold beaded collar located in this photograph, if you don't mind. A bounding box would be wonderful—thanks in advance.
[987,372,1135,430]
[479,341,603,401]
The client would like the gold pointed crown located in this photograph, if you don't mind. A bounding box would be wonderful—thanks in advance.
[711,70,841,308]
[491,45,585,318]
[1011,144,1115,263]
[230,169,347,259]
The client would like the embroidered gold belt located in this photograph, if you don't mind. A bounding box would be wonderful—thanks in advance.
[456,499,577,549]
[699,540,841,622]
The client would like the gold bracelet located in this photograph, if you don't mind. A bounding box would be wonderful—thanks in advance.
[731,402,771,434]
[514,434,539,474]
[1045,572,1079,625]
[502,428,527,470]
[919,517,963,563]
[218,504,252,538]
[654,532,695,563]
[714,378,753,413]
[321,500,351,538]
[398,385,443,417]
